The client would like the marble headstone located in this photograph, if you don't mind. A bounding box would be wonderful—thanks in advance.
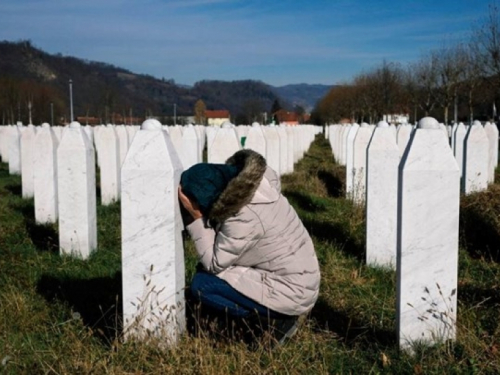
[463,122,489,193]
[121,119,185,343]
[345,123,360,199]
[264,126,282,175]
[245,124,267,158]
[180,124,200,170]
[396,117,459,351]
[366,121,398,267]
[34,124,59,224]
[98,125,121,205]
[352,123,373,203]
[57,122,97,258]
[8,125,22,175]
[208,127,241,164]
[21,125,36,198]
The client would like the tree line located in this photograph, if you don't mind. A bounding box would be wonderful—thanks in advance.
[312,3,500,125]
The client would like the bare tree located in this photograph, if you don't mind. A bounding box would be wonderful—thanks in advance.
[412,53,440,116]
[433,45,467,124]
[194,99,206,125]
[462,43,484,122]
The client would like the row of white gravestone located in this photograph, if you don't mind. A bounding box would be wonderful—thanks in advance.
[329,120,498,200]
[328,117,462,351]
[0,119,320,344]
[206,121,321,176]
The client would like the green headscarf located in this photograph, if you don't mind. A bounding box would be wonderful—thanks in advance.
[180,163,240,216]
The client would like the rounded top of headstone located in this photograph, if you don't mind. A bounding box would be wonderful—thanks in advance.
[221,121,232,129]
[485,121,491,126]
[141,119,162,130]
[376,121,389,128]
[106,123,114,128]
[251,122,260,127]
[69,121,81,129]
[459,122,464,126]
[360,122,370,128]
[417,117,439,129]
[41,123,50,128]
[472,120,482,127]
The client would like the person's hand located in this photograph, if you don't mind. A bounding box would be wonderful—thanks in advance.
[178,186,202,220]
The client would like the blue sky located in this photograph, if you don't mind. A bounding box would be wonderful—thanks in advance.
[0,0,490,86]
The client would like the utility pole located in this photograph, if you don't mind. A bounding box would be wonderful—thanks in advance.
[50,102,54,125]
[28,100,32,124]
[174,103,177,125]
[69,79,74,122]
[453,95,458,124]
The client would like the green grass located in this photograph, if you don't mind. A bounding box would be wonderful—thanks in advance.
[0,137,499,374]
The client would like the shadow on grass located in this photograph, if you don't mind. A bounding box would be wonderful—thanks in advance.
[301,217,365,261]
[311,297,396,348]
[285,191,328,213]
[37,272,122,345]
[317,170,344,198]
[5,183,22,197]
[460,209,500,262]
[11,199,59,253]
[458,284,500,335]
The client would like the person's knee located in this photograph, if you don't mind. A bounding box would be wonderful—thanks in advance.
[190,271,210,299]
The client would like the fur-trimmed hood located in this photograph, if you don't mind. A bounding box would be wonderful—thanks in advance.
[209,149,267,222]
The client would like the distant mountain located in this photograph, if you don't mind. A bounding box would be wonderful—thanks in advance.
[0,40,324,124]
[271,83,333,112]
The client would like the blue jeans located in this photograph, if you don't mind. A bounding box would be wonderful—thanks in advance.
[190,271,288,320]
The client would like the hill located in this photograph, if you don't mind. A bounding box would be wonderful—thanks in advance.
[0,40,325,125]
[272,83,333,112]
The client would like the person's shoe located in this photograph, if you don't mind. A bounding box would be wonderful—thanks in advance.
[271,316,300,345]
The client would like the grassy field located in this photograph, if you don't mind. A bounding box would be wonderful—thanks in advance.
[0,136,499,374]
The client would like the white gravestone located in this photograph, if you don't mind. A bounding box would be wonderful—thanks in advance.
[463,122,489,194]
[293,126,302,163]
[352,123,373,204]
[453,123,467,178]
[21,125,36,198]
[245,124,267,158]
[277,126,289,174]
[450,123,458,153]
[126,125,139,147]
[264,126,282,175]
[345,123,360,199]
[396,117,459,351]
[285,126,295,173]
[99,125,121,205]
[194,125,204,162]
[340,124,351,166]
[168,126,184,161]
[34,124,59,224]
[484,122,499,183]
[0,126,9,162]
[84,125,94,146]
[115,125,130,166]
[57,122,97,258]
[396,124,413,157]
[52,126,64,143]
[121,119,185,343]
[366,121,398,268]
[8,125,22,175]
[180,125,200,169]
[208,126,241,164]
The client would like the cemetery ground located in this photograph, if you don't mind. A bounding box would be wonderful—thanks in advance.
[1,137,500,374]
